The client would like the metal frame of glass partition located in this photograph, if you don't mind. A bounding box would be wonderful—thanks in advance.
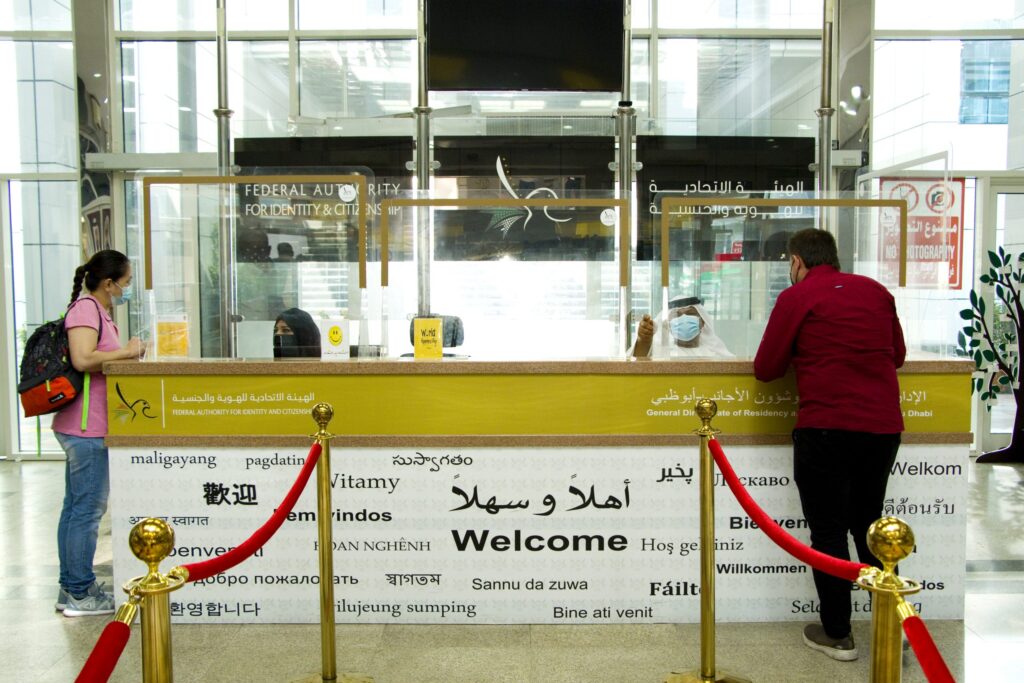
[381,195,631,353]
[379,196,631,288]
[141,174,371,358]
[142,174,370,290]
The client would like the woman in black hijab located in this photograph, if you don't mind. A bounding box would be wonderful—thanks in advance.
[273,308,321,358]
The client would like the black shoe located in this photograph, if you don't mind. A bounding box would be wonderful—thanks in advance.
[803,624,859,661]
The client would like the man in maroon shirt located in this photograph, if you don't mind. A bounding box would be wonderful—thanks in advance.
[754,228,905,662]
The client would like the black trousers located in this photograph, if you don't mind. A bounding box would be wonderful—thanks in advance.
[792,428,901,639]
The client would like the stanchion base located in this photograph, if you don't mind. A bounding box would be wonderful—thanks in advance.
[663,670,752,683]
[289,673,374,683]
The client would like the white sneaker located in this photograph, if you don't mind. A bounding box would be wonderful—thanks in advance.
[55,587,69,611]
[63,583,115,617]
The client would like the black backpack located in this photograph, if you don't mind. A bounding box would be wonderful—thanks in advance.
[18,298,103,419]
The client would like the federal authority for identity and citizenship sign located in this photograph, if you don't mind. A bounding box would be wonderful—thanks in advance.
[110,445,965,624]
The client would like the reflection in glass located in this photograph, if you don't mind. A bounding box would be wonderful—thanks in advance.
[875,0,1022,30]
[432,136,616,262]
[959,41,1010,125]
[298,0,417,30]
[656,39,819,136]
[141,179,373,359]
[659,0,820,29]
[385,196,624,360]
[121,41,216,153]
[0,0,71,30]
[299,41,416,119]
[119,0,207,30]
[0,41,76,173]
[874,40,1019,170]
[122,41,291,153]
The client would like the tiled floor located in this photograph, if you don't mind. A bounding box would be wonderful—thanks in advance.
[2,459,1022,682]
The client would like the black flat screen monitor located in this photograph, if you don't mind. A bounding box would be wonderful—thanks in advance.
[426,0,624,92]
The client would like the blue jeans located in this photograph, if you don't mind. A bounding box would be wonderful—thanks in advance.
[55,432,110,596]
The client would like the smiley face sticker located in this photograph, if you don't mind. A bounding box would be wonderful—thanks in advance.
[327,325,344,346]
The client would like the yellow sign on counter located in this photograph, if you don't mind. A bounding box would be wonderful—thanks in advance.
[106,371,971,438]
[155,315,189,358]
[413,318,443,359]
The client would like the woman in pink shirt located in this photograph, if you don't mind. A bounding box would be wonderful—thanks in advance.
[52,250,142,617]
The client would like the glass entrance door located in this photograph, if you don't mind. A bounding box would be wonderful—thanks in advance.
[977,180,1024,455]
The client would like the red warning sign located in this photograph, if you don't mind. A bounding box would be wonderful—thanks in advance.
[879,178,965,289]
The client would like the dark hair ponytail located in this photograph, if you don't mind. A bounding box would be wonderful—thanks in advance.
[70,249,130,306]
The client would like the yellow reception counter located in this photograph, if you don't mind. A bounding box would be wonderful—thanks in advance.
[102,359,972,625]
[103,359,971,446]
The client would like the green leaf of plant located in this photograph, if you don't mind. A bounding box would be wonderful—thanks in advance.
[983,349,996,362]
[989,251,1002,268]
[980,274,991,284]
[960,309,974,320]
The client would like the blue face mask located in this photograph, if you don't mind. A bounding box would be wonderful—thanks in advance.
[112,282,133,306]
[669,314,701,342]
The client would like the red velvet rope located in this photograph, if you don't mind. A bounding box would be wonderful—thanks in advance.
[709,438,868,582]
[181,441,323,583]
[75,621,131,683]
[903,616,956,683]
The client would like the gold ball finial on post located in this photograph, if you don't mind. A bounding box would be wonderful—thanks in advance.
[129,518,176,579]
[866,516,915,588]
[694,398,720,437]
[695,398,717,420]
[312,402,334,431]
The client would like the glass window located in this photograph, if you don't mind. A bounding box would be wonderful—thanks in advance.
[632,0,650,29]
[298,0,417,30]
[660,0,821,30]
[226,0,290,31]
[9,180,81,453]
[229,41,291,138]
[631,38,650,113]
[299,40,416,119]
[122,41,291,153]
[0,0,71,30]
[121,41,217,153]
[875,0,1023,30]
[0,40,77,173]
[118,0,214,31]
[874,40,1020,170]
[119,0,286,31]
[657,39,819,136]
[959,41,1010,124]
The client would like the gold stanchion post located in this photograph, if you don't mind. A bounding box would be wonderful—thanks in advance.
[314,403,338,682]
[124,518,187,683]
[666,400,750,683]
[293,404,374,683]
[856,516,922,683]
